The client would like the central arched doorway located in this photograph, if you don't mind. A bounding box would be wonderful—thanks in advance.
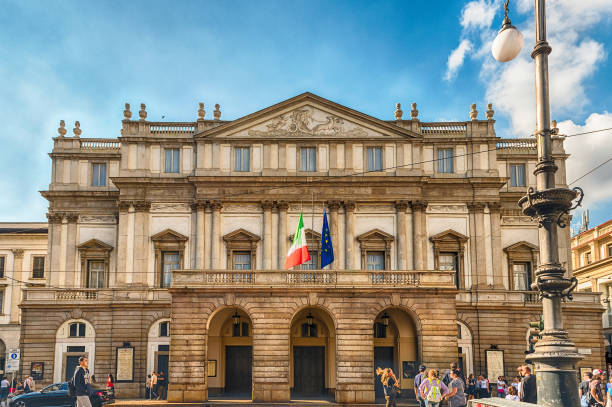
[207,307,253,399]
[290,307,336,401]
[373,308,418,401]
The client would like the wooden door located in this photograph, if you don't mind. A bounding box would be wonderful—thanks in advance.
[225,346,252,395]
[293,346,325,396]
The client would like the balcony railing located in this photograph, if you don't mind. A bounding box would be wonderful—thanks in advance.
[23,288,171,303]
[421,122,467,134]
[79,138,121,150]
[497,139,537,150]
[457,289,603,307]
[172,269,456,289]
[149,123,196,135]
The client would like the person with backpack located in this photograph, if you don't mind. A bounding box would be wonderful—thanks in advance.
[414,365,427,407]
[381,368,398,407]
[580,371,593,407]
[588,369,606,407]
[419,369,449,407]
[71,356,92,407]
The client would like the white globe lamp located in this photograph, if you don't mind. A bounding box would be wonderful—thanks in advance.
[492,0,523,62]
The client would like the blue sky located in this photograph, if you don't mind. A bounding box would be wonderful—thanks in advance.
[1,0,611,232]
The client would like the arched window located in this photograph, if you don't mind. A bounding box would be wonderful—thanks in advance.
[55,319,96,382]
[148,319,171,378]
[69,322,86,337]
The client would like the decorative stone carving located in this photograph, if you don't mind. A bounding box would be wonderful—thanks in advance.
[394,103,403,120]
[198,102,205,120]
[210,200,223,211]
[467,202,486,213]
[427,204,467,214]
[411,200,428,211]
[66,212,79,223]
[123,103,132,120]
[139,103,147,121]
[261,201,274,211]
[487,202,502,212]
[486,103,495,120]
[73,121,82,138]
[551,119,559,135]
[276,201,289,211]
[58,120,67,138]
[133,201,151,212]
[117,201,132,212]
[79,215,117,224]
[470,104,478,120]
[502,216,536,225]
[248,107,367,138]
[410,103,418,120]
[343,201,356,212]
[395,200,409,211]
[150,202,190,212]
[11,249,24,259]
[213,104,221,121]
[46,212,64,223]
[190,201,208,211]
[327,200,341,211]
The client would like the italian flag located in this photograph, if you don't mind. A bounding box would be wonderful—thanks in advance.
[285,212,311,269]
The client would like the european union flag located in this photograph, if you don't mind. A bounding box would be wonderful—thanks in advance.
[320,210,334,268]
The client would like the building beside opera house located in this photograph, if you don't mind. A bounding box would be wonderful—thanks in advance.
[15,93,604,403]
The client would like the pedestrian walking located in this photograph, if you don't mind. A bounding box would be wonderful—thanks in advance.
[145,375,152,399]
[580,372,593,407]
[445,370,466,407]
[381,368,398,407]
[476,375,490,398]
[466,374,476,400]
[497,376,506,398]
[414,365,427,407]
[150,371,158,399]
[73,356,93,407]
[419,369,449,407]
[1,377,10,407]
[158,371,167,400]
[588,369,605,407]
[505,386,520,401]
[519,365,537,404]
[443,363,465,386]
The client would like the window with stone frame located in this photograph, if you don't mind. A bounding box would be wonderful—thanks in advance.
[509,163,526,187]
[91,163,107,187]
[357,229,394,270]
[69,322,86,337]
[608,244,612,258]
[504,241,539,291]
[437,148,454,173]
[300,147,317,172]
[151,229,188,288]
[164,148,180,173]
[77,239,113,288]
[159,321,170,337]
[585,251,592,264]
[430,230,468,289]
[234,147,250,172]
[224,229,260,270]
[0,256,4,278]
[32,256,45,279]
[289,229,321,270]
[366,147,383,172]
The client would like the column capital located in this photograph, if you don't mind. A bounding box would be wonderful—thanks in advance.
[395,200,409,212]
[276,201,289,211]
[117,200,132,212]
[46,212,64,224]
[410,200,428,211]
[65,212,79,223]
[210,200,223,211]
[191,200,208,211]
[11,249,24,259]
[343,201,356,212]
[133,200,151,212]
[487,201,502,213]
[261,200,274,210]
[467,202,487,213]
[327,200,341,211]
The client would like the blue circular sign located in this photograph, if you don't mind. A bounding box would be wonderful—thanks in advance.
[9,353,18,359]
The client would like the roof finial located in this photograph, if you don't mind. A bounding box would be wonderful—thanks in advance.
[73,121,82,138]
[410,103,419,120]
[58,120,67,138]
[198,102,206,120]
[123,103,132,120]
[551,119,559,135]
[470,103,478,120]
[394,103,403,121]
[213,103,221,121]
[486,103,494,120]
[139,103,147,121]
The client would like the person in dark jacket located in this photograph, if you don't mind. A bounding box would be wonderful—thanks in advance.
[520,365,537,404]
[74,356,92,407]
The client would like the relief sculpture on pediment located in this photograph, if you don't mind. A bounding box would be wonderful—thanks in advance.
[248,106,368,138]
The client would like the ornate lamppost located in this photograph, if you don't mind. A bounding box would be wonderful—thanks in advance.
[492,1,584,406]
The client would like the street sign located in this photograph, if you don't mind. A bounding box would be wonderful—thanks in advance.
[6,349,20,372]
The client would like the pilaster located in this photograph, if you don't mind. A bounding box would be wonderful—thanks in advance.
[210,201,222,269]
[467,202,487,288]
[395,201,409,270]
[262,201,274,270]
[277,201,289,268]
[10,249,23,323]
[133,201,151,285]
[411,201,428,269]
[488,202,504,289]
[343,201,355,270]
[327,201,340,269]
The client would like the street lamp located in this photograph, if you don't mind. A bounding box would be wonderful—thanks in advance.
[381,312,390,327]
[493,1,584,407]
[306,313,314,326]
[232,310,241,326]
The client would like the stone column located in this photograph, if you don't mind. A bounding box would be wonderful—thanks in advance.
[406,205,414,269]
[467,202,487,288]
[271,204,279,269]
[327,201,340,269]
[46,213,63,286]
[344,201,355,269]
[193,201,206,269]
[133,201,151,285]
[262,201,274,269]
[10,249,23,323]
[204,204,212,269]
[210,201,222,269]
[277,201,288,268]
[65,213,79,286]
[59,214,68,287]
[488,202,504,288]
[116,202,131,285]
[411,201,428,269]
[126,203,135,284]
[395,201,409,270]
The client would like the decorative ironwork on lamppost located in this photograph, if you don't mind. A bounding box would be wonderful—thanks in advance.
[492,1,584,406]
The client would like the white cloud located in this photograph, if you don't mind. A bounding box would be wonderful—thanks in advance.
[461,0,496,30]
[445,40,473,81]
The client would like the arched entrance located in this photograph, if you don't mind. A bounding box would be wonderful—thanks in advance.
[54,319,96,382]
[373,308,418,401]
[207,307,253,399]
[457,321,474,376]
[147,319,171,379]
[290,307,336,401]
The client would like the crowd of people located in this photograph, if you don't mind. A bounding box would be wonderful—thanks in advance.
[578,368,612,407]
[145,370,168,400]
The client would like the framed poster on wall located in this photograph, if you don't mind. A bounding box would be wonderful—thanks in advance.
[31,362,44,381]
[207,360,217,377]
[485,349,504,381]
[116,346,134,382]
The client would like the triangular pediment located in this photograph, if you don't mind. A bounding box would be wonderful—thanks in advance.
[430,229,468,243]
[504,241,538,252]
[223,228,261,242]
[196,92,421,140]
[151,229,188,242]
[289,228,321,242]
[77,239,113,251]
[357,229,394,242]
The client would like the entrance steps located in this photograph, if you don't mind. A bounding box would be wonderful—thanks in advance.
[109,399,419,407]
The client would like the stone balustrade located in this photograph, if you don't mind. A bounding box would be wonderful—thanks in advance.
[79,138,120,150]
[421,122,467,134]
[23,288,171,303]
[456,289,603,308]
[496,139,537,150]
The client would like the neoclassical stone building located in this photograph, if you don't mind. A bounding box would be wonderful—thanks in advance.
[20,93,604,402]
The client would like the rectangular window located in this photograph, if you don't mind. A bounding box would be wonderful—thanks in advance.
[32,256,45,279]
[437,149,454,173]
[67,346,86,352]
[366,251,385,270]
[373,322,387,338]
[0,257,4,278]
[233,252,251,270]
[0,289,3,314]
[440,252,460,288]
[232,322,250,337]
[509,164,526,187]
[366,147,383,172]
[300,147,317,172]
[91,163,107,186]
[234,147,250,172]
[513,263,530,291]
[69,322,86,338]
[160,321,170,337]
[586,252,592,264]
[161,252,180,288]
[301,323,318,338]
[164,148,180,173]
[298,251,318,270]
[86,260,105,288]
[608,245,612,258]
